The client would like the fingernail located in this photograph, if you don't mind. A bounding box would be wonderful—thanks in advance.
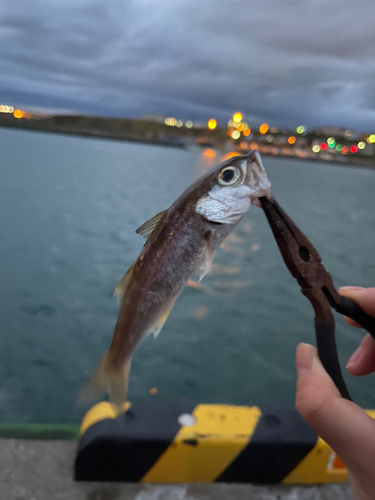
[346,344,364,369]
[339,286,365,292]
[297,344,314,378]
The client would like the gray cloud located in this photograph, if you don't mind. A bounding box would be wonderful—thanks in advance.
[0,0,375,130]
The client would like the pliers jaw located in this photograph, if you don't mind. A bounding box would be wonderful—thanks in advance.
[259,196,342,311]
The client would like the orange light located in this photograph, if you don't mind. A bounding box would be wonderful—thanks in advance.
[223,151,240,160]
[243,128,251,136]
[208,119,217,130]
[249,142,259,150]
[237,123,244,132]
[342,146,349,154]
[149,388,158,395]
[13,109,24,119]
[259,123,269,134]
[288,136,296,145]
[202,148,216,158]
[233,112,242,123]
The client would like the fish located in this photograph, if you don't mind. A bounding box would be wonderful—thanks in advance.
[82,150,271,407]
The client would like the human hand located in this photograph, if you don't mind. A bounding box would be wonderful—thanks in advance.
[295,287,375,500]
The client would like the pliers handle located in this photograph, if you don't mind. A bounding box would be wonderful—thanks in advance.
[259,196,375,400]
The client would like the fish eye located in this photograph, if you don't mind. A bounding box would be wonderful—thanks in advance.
[218,166,241,186]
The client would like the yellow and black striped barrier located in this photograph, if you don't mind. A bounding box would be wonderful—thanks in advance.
[75,401,373,483]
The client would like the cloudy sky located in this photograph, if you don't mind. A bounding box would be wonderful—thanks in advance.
[1,0,375,130]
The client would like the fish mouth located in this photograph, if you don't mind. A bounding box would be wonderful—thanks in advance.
[245,151,272,206]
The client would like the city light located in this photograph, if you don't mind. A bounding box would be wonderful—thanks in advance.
[207,119,217,130]
[13,109,24,119]
[367,135,375,143]
[270,127,278,133]
[237,123,244,132]
[231,130,241,140]
[164,117,177,126]
[350,145,358,153]
[358,141,366,149]
[312,145,320,153]
[0,105,14,113]
[266,134,274,143]
[259,123,269,134]
[336,144,343,152]
[320,143,328,150]
[185,121,193,129]
[243,128,251,136]
[296,125,306,134]
[342,146,349,154]
[288,136,296,145]
[227,119,235,128]
[176,120,183,128]
[233,112,242,123]
[327,137,336,148]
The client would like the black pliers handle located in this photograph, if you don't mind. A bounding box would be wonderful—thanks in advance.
[260,196,375,401]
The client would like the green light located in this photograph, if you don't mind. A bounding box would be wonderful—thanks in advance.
[327,137,336,146]
[336,144,342,151]
[296,125,306,134]
[328,143,335,148]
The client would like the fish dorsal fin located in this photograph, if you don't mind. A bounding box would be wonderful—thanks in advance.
[199,232,216,282]
[136,210,167,239]
[112,265,134,302]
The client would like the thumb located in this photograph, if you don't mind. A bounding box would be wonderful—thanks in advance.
[295,343,375,472]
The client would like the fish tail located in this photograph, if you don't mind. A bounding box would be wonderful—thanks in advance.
[79,352,131,409]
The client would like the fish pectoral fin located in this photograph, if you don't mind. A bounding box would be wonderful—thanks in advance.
[112,265,134,302]
[199,233,216,282]
[149,306,174,339]
[135,210,167,239]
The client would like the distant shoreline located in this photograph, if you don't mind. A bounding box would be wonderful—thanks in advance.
[0,122,186,150]
[1,121,374,169]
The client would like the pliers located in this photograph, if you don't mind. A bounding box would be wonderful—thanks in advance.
[259,196,375,401]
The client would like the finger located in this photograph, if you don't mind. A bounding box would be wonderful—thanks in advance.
[339,287,375,317]
[346,333,375,376]
[295,343,375,471]
[339,287,375,375]
[344,316,362,329]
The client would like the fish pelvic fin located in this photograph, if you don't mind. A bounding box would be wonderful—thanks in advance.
[113,264,135,302]
[79,353,131,410]
[199,232,216,282]
[135,210,167,239]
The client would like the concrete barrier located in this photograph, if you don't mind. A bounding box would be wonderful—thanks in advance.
[74,401,361,484]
